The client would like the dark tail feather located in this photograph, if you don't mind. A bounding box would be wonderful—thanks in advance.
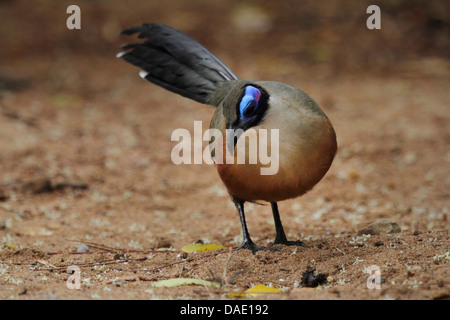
[118,23,239,104]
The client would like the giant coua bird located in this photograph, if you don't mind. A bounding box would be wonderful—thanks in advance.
[117,24,337,253]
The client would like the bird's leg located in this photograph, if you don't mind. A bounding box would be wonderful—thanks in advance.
[234,200,280,254]
[271,202,307,247]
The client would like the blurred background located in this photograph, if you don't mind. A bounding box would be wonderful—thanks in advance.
[0,0,448,250]
[1,0,449,95]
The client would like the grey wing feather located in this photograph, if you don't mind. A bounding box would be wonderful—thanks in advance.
[119,23,239,105]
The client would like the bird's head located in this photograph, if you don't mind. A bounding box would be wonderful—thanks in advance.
[223,83,270,155]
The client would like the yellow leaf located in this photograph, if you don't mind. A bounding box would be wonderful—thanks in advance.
[229,284,282,297]
[151,278,220,288]
[181,243,224,253]
[246,284,282,296]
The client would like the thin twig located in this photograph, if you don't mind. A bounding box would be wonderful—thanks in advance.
[222,247,233,285]
[47,248,173,255]
[46,239,178,255]
[34,256,147,271]
[65,239,118,251]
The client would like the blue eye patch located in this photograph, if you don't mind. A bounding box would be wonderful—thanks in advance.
[239,85,261,121]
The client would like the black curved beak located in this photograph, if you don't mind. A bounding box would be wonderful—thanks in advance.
[226,122,245,156]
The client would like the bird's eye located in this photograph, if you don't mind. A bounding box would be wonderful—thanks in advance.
[239,85,261,122]
[243,101,256,118]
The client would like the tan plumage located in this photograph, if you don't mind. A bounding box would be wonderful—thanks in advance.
[211,81,336,203]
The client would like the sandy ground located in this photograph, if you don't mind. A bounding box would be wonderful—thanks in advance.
[0,1,449,300]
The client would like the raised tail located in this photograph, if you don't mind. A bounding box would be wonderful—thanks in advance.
[117,23,239,105]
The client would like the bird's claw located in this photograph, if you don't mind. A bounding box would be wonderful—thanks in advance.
[236,240,281,254]
[274,239,308,248]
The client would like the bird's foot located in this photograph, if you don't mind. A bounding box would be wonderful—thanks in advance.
[236,240,281,254]
[274,238,308,248]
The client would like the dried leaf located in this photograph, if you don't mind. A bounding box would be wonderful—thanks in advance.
[151,278,220,288]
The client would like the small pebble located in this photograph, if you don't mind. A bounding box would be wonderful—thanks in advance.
[76,244,90,253]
